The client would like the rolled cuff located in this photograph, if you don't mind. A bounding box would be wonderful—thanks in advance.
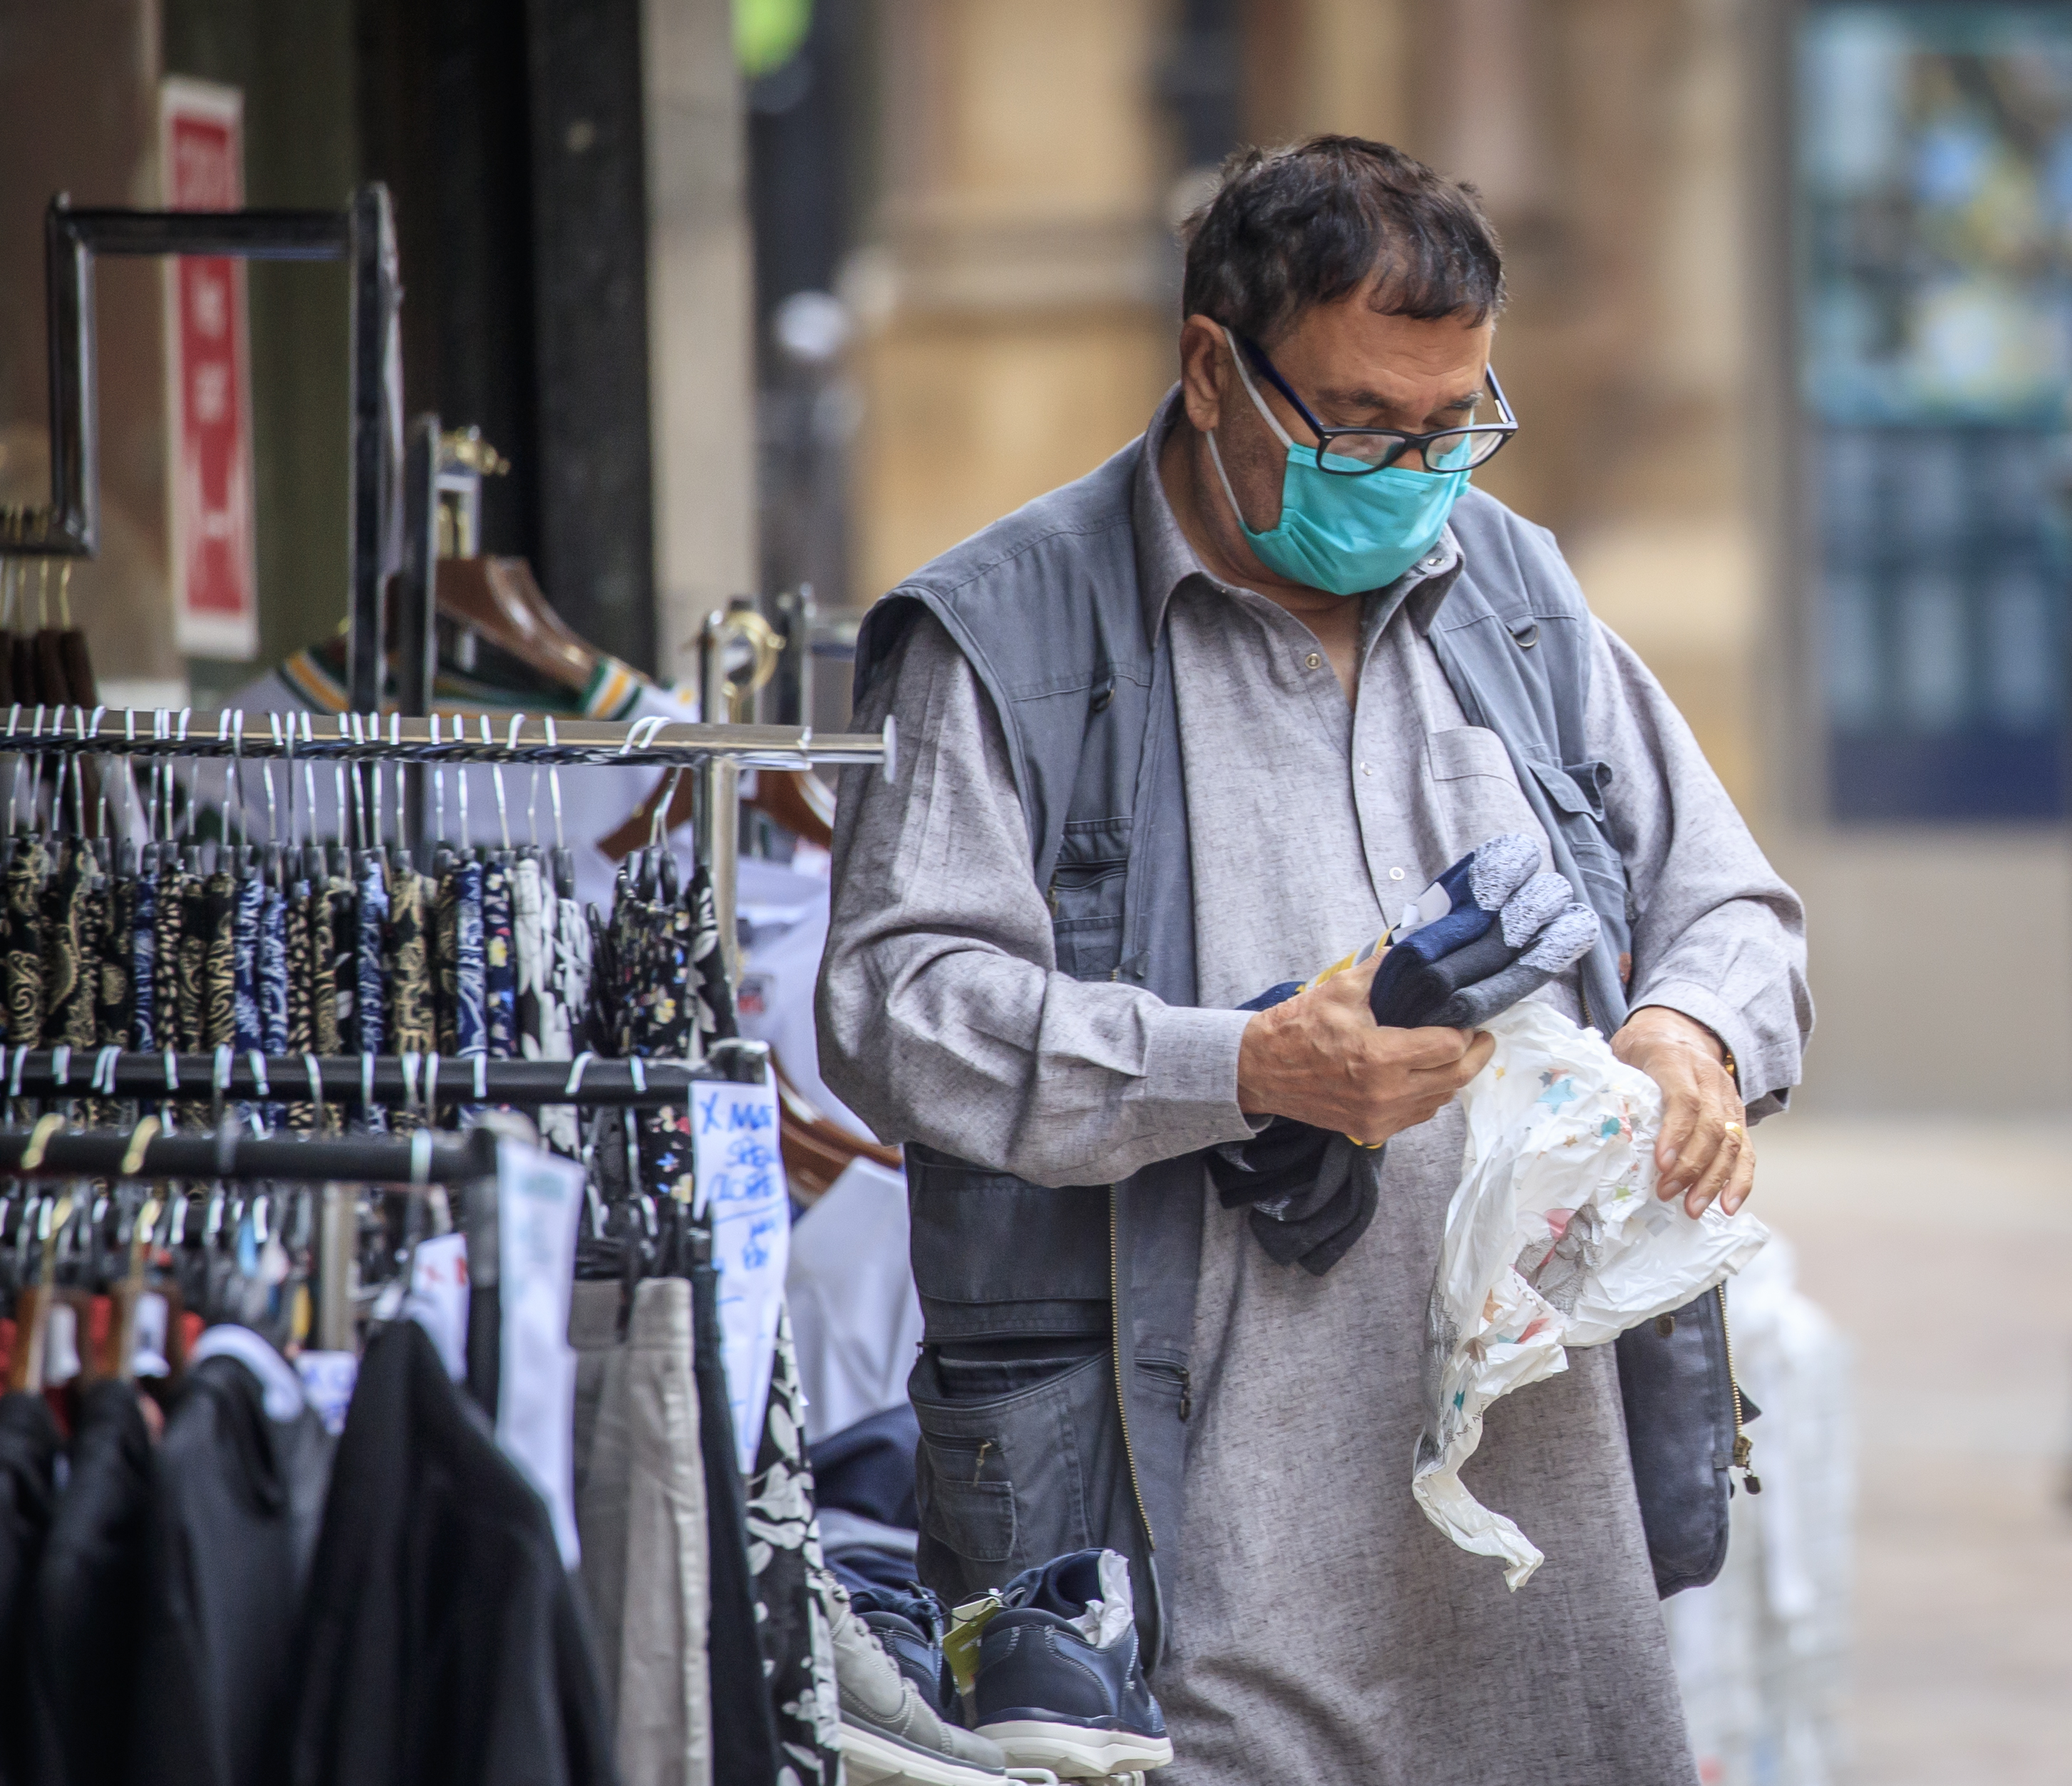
[1626,978,1791,1123]
[1136,1003,1263,1150]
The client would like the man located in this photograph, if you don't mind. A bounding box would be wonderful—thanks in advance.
[819,138,1809,1785]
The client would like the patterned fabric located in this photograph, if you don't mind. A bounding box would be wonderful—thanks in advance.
[483,859,517,1060]
[355,857,388,1135]
[41,842,93,1048]
[200,869,237,1051]
[232,872,264,1057]
[284,879,316,1129]
[4,840,46,1051]
[386,867,435,1055]
[259,885,290,1055]
[554,894,593,1060]
[745,1306,841,1786]
[311,878,345,1058]
[98,872,131,1048]
[512,855,547,1060]
[157,861,191,1053]
[130,868,156,1051]
[453,860,486,1061]
[686,864,737,1057]
[434,866,461,1058]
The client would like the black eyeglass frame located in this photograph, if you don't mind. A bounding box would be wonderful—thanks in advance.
[1234,331,1518,476]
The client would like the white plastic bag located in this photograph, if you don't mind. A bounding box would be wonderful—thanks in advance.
[1413,1001,1769,1588]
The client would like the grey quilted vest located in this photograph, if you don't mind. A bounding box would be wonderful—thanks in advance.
[855,433,1736,1665]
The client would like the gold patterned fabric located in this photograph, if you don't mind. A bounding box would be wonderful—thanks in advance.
[3,839,46,1051]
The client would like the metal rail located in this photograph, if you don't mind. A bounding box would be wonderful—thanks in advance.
[0,706,893,772]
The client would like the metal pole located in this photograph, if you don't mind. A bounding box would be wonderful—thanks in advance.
[346,184,401,716]
[316,1185,357,1351]
[699,609,741,989]
[398,413,442,852]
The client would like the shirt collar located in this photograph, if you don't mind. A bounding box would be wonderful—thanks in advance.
[1131,383,1465,649]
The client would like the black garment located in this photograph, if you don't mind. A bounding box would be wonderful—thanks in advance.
[690,1256,780,1786]
[286,1319,615,1786]
[131,1353,336,1786]
[38,1380,155,1786]
[0,1391,62,1786]
[809,1404,922,1532]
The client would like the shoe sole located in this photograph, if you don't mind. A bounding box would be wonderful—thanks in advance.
[973,1721,1174,1778]
[840,1719,1007,1786]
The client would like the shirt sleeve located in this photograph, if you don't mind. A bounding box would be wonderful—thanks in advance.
[1585,619,1813,1120]
[816,611,1257,1187]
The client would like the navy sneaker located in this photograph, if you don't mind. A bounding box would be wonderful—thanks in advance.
[852,1582,960,1720]
[972,1549,1172,1777]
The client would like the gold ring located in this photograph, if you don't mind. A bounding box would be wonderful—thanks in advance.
[1724,1121,1743,1138]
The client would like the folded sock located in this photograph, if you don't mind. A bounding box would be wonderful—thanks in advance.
[1498,871,1575,946]
[1392,832,1540,941]
[1369,922,1518,1028]
[1246,1137,1377,1275]
[1429,903,1600,1029]
[1366,902,1493,1023]
[1208,1117,1330,1207]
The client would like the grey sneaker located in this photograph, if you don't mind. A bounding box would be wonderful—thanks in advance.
[836,1589,1010,1786]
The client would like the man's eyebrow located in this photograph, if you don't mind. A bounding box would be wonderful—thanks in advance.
[1316,385,1486,421]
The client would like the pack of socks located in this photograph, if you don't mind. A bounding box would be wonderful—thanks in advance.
[1217,835,1602,1276]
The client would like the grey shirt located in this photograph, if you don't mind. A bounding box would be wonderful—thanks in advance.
[819,396,1809,1183]
[819,392,1808,1786]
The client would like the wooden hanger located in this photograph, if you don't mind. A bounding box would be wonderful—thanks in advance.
[774,1053,900,1202]
[435,556,601,694]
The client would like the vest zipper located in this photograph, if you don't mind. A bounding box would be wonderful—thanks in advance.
[1717,1282,1761,1495]
[1109,1195,1156,1551]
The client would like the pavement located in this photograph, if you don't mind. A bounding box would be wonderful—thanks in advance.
[1751,1116,2072,1785]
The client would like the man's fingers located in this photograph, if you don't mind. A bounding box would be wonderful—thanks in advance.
[1392,1024,1483,1069]
[1652,1070,1703,1184]
[1719,1134,1757,1216]
[1682,1117,1744,1217]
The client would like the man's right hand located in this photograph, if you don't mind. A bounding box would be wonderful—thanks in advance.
[1234,954,1494,1144]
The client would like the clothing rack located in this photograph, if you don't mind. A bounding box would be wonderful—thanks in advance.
[4,190,402,713]
[0,1043,765,1111]
[0,705,893,773]
[0,1120,499,1186]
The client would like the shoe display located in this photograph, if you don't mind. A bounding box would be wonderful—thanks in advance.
[852,1581,960,1718]
[834,1585,1011,1786]
[971,1549,1174,1779]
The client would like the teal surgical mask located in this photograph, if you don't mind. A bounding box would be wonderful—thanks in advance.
[1205,326,1471,596]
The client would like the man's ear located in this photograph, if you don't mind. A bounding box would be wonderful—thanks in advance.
[1176,314,1227,435]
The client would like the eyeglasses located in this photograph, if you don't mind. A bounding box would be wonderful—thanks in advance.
[1231,331,1518,475]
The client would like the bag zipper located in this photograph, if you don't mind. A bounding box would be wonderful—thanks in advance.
[1109,1195,1156,1551]
[1716,1282,1761,1495]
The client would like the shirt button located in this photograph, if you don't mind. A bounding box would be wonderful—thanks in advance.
[1360,763,1374,777]
[1304,652,1322,670]
[1389,867,1405,880]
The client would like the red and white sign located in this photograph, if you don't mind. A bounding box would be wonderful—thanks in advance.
[161,78,257,660]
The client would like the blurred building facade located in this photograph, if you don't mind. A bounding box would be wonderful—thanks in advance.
[835,0,2072,1118]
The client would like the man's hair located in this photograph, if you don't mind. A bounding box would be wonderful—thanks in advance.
[1179,137,1506,346]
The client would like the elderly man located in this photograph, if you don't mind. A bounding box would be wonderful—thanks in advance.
[819,137,1809,1786]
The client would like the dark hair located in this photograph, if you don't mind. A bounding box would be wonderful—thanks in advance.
[1179,137,1506,346]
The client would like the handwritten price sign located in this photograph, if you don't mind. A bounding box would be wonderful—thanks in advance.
[695,1077,790,1475]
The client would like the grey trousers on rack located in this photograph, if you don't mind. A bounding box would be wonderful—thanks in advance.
[570,1277,713,1786]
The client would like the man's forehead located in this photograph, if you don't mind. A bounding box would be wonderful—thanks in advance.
[1279,301,1493,397]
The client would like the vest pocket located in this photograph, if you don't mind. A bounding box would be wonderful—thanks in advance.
[904,1148,1112,1331]
[911,1348,1130,1604]
[1049,816,1130,983]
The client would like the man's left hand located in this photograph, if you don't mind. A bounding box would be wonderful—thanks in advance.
[1609,1006,1752,1219]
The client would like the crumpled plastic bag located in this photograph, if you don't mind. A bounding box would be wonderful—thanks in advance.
[1414,1001,1769,1589]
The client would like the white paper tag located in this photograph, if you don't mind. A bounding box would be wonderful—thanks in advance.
[494,1136,585,1568]
[693,1075,790,1476]
[403,1232,471,1383]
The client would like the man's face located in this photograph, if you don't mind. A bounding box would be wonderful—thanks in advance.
[1179,293,1497,535]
